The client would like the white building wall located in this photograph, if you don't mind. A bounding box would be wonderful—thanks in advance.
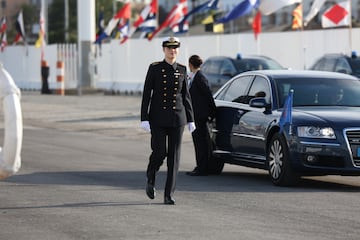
[0,28,359,93]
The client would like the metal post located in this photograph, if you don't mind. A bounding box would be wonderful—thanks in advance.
[1,0,6,16]
[65,0,69,42]
[77,0,96,95]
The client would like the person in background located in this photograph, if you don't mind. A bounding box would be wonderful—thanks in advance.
[140,36,195,205]
[186,55,216,176]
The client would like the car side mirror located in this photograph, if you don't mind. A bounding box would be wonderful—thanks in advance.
[250,98,272,113]
[249,98,267,108]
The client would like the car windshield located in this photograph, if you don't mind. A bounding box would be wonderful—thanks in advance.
[233,58,283,73]
[348,58,360,75]
[276,77,360,107]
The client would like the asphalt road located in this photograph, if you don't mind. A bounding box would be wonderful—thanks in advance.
[0,92,360,240]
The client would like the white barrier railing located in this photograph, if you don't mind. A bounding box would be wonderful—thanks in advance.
[0,28,359,93]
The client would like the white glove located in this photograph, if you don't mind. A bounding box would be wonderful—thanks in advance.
[188,122,196,133]
[141,121,151,132]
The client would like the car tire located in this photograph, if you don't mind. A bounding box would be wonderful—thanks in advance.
[267,133,299,186]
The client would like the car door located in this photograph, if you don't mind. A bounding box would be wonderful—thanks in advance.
[213,75,253,153]
[231,76,272,161]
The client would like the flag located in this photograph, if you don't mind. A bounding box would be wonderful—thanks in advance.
[213,22,224,33]
[14,11,26,44]
[0,16,6,51]
[252,10,261,40]
[176,0,219,33]
[1,32,6,52]
[322,1,351,28]
[303,0,326,27]
[201,13,223,33]
[259,0,301,16]
[124,0,157,43]
[0,17,6,34]
[148,0,188,41]
[138,13,157,36]
[279,90,293,134]
[216,0,259,24]
[292,4,302,30]
[96,2,131,42]
[35,0,46,55]
[95,9,105,43]
[133,0,157,30]
[118,19,130,44]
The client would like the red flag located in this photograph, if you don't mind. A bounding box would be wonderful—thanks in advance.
[148,0,187,41]
[104,2,131,36]
[252,11,261,40]
[322,1,350,28]
[133,0,157,29]
[122,0,158,44]
[1,32,7,52]
[114,2,131,19]
[0,17,6,34]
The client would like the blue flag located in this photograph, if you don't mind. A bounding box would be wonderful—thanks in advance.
[138,13,157,35]
[95,10,105,44]
[177,0,219,32]
[279,90,293,134]
[216,0,259,24]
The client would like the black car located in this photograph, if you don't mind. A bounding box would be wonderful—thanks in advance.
[309,52,360,78]
[201,55,285,92]
[207,70,360,186]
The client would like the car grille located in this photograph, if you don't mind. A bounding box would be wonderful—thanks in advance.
[345,129,360,167]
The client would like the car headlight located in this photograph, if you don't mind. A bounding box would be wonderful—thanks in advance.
[297,126,336,139]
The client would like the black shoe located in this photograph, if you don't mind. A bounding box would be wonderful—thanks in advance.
[146,183,156,200]
[186,170,208,176]
[164,196,176,205]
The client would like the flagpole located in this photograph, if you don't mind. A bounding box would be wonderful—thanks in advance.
[301,0,306,70]
[349,0,352,54]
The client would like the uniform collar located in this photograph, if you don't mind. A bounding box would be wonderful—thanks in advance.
[163,59,177,70]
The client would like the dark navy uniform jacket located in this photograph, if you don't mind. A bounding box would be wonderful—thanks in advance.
[141,60,194,127]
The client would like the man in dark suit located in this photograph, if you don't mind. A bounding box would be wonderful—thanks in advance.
[140,36,195,205]
[187,55,216,176]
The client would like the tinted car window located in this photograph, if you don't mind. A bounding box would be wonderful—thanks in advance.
[334,58,351,74]
[234,58,284,72]
[220,59,236,75]
[219,75,253,102]
[322,57,336,71]
[348,58,360,75]
[276,77,360,107]
[310,54,360,79]
[248,76,271,104]
[203,56,285,93]
[202,60,221,74]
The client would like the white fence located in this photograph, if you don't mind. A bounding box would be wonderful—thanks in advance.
[0,28,359,93]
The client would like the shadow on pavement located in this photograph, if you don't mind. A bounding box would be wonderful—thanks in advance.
[3,170,360,193]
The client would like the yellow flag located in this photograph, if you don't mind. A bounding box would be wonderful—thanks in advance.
[292,4,303,29]
[35,34,42,48]
[201,15,214,25]
[213,24,224,33]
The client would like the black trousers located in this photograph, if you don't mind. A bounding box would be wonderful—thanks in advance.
[191,120,210,174]
[147,125,184,198]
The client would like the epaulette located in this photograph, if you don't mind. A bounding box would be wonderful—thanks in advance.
[151,61,161,66]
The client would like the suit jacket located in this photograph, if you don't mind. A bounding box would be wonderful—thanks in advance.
[189,70,216,122]
[141,60,194,127]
